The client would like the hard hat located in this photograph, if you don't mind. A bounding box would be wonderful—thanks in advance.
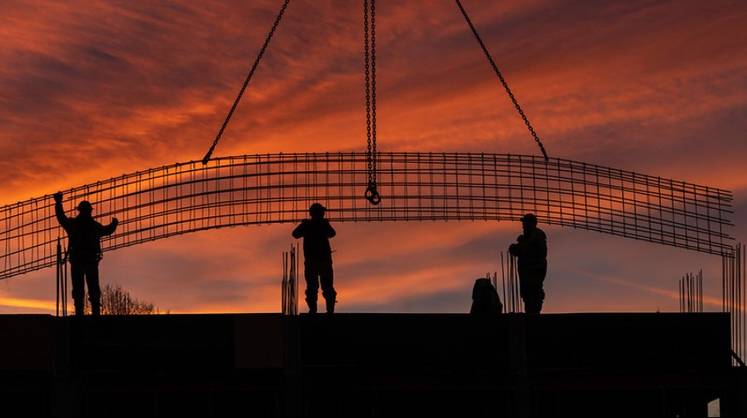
[520,213,538,225]
[309,203,326,213]
[77,201,93,212]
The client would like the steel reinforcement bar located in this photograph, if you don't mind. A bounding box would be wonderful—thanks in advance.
[0,152,735,280]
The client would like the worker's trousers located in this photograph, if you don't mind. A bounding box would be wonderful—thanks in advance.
[304,258,336,305]
[519,264,546,314]
[70,259,101,316]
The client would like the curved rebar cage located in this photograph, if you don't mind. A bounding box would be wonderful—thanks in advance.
[0,152,734,280]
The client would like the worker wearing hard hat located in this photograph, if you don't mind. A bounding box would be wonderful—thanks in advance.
[292,203,337,314]
[54,192,118,316]
[508,213,548,314]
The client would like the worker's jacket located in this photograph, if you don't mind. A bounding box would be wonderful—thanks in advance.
[292,219,336,262]
[508,228,547,271]
[55,202,117,263]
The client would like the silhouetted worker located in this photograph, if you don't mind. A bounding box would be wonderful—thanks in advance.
[470,278,503,315]
[292,203,337,314]
[508,213,547,314]
[54,192,118,316]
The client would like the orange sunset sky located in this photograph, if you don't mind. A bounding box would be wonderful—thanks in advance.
[0,0,745,314]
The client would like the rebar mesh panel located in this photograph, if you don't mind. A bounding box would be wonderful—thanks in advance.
[0,152,734,280]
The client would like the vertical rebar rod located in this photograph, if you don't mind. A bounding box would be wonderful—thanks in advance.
[681,277,684,313]
[689,274,692,312]
[736,244,740,360]
[282,250,287,315]
[513,256,517,313]
[514,255,520,313]
[55,238,61,317]
[500,252,506,312]
[510,255,515,313]
[739,243,744,360]
[691,274,695,312]
[689,273,693,313]
[62,252,68,317]
[729,243,740,353]
[690,274,694,312]
[723,255,726,313]
[295,242,299,315]
[732,249,736,358]
[509,254,514,313]
[517,256,521,312]
[694,273,697,312]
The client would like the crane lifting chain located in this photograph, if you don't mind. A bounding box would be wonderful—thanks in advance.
[201,0,547,208]
[455,0,549,161]
[363,0,381,205]
[201,0,291,165]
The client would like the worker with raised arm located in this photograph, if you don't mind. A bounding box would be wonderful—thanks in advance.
[292,203,337,314]
[508,213,548,314]
[54,192,118,316]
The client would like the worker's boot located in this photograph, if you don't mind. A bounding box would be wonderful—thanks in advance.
[307,299,317,314]
[535,300,543,314]
[91,300,101,316]
[74,300,85,317]
[325,298,336,314]
[524,299,541,314]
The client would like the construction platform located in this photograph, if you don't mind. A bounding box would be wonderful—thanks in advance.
[0,313,744,417]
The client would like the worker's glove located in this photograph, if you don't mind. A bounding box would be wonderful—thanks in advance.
[53,192,63,203]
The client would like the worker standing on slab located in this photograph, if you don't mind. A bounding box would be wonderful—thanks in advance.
[292,203,337,314]
[54,192,118,316]
[508,213,547,314]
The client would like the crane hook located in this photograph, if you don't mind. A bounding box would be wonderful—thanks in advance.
[365,184,381,205]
